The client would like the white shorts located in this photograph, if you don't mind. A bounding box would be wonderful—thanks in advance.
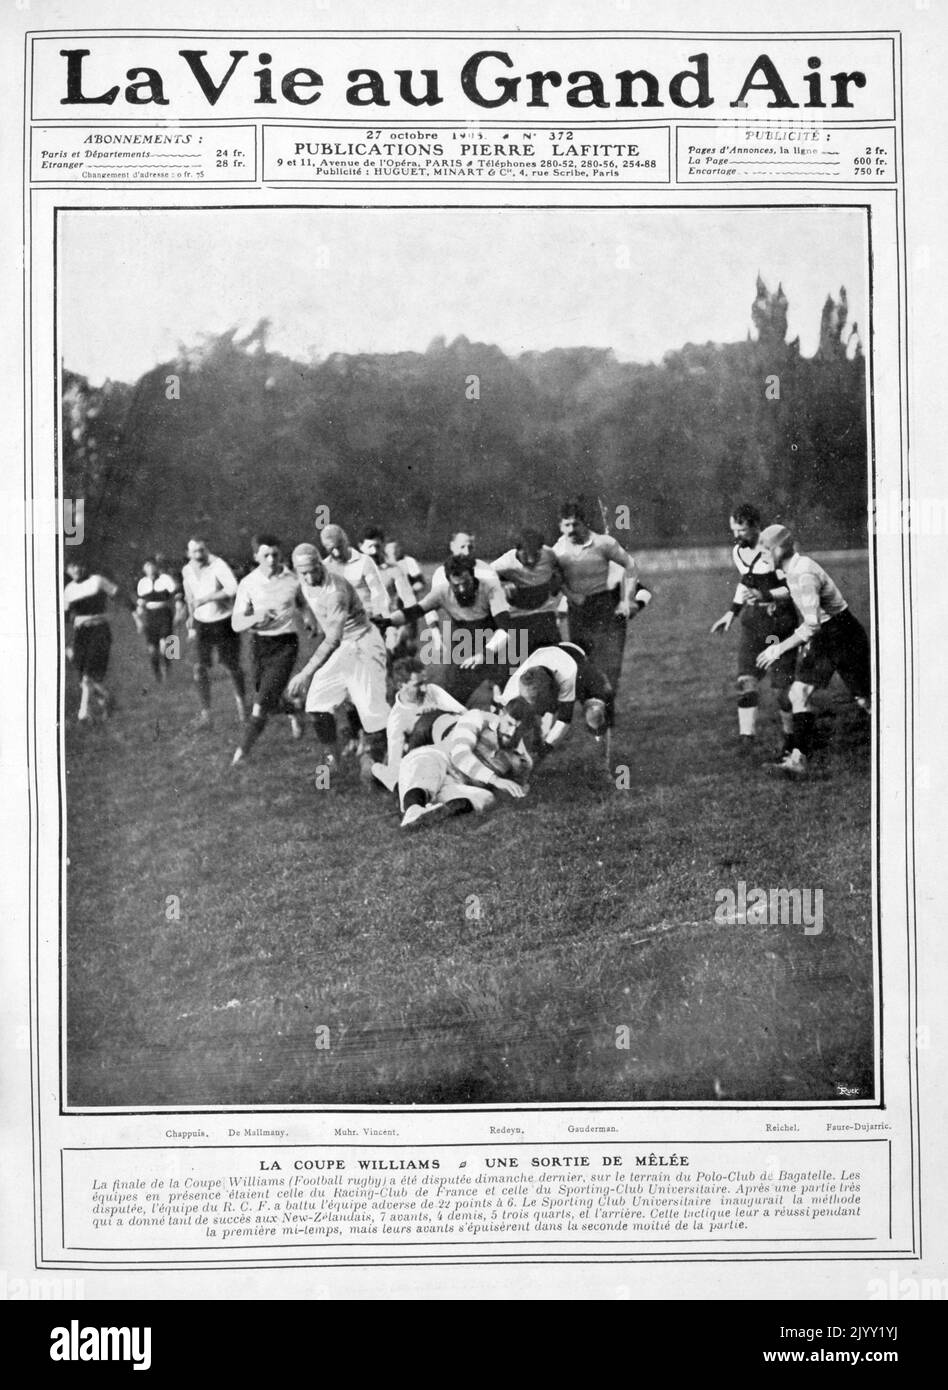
[397,746,495,814]
[305,627,390,733]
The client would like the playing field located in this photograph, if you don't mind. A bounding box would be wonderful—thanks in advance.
[64,558,874,1108]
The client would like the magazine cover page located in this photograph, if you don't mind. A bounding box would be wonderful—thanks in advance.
[0,0,945,1334]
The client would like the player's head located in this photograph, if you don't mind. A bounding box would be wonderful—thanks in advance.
[758,524,795,568]
[559,498,589,543]
[730,504,763,546]
[320,524,350,562]
[65,559,88,582]
[583,698,609,737]
[385,539,405,564]
[142,557,159,578]
[252,533,283,576]
[187,536,210,565]
[292,542,326,587]
[359,526,385,565]
[445,554,477,606]
[449,531,476,560]
[516,665,558,712]
[499,695,538,749]
[392,656,427,705]
[515,527,546,568]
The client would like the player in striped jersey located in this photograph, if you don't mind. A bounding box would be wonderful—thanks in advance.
[371,657,467,791]
[709,504,796,752]
[396,699,536,831]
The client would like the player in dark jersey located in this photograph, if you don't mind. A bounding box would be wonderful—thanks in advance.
[710,504,797,753]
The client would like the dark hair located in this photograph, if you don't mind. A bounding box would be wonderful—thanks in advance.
[517,666,558,709]
[252,532,282,552]
[516,527,546,552]
[392,656,424,685]
[559,497,587,523]
[361,525,385,544]
[731,503,762,528]
[445,555,476,581]
[503,696,539,739]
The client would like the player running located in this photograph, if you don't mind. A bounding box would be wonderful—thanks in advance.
[395,699,536,831]
[134,557,181,683]
[230,535,304,766]
[490,528,563,655]
[319,524,390,620]
[553,498,651,692]
[384,539,425,598]
[64,560,131,722]
[181,536,247,726]
[287,543,390,779]
[709,504,797,753]
[755,524,872,777]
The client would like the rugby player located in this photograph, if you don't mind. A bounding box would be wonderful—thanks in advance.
[756,524,872,776]
[230,535,304,765]
[287,543,390,779]
[396,698,536,831]
[181,536,247,725]
[135,556,180,683]
[709,504,797,751]
[490,528,563,654]
[553,498,650,691]
[385,539,425,598]
[499,641,614,758]
[64,560,131,722]
[371,656,467,791]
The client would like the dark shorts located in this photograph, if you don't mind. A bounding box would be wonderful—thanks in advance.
[72,622,111,681]
[795,609,871,700]
[566,591,626,691]
[195,618,242,670]
[737,602,797,688]
[142,606,174,645]
[508,611,561,658]
[251,633,299,714]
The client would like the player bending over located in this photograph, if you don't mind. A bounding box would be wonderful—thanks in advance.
[499,641,614,761]
[396,698,536,831]
[755,525,871,777]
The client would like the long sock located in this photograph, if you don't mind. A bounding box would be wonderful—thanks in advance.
[239,715,266,756]
[149,648,161,680]
[737,704,757,736]
[195,668,211,710]
[444,800,474,818]
[402,788,429,810]
[230,669,246,702]
[78,678,92,720]
[365,730,387,761]
[347,707,362,740]
[792,712,816,757]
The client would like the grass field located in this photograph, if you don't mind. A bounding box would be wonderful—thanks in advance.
[64,559,873,1107]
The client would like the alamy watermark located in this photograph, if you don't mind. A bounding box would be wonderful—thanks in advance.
[714,880,824,935]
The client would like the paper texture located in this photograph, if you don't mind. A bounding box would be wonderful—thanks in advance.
[1,0,945,1300]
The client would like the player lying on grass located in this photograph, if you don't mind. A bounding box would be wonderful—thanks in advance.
[286,543,390,781]
[755,524,872,778]
[498,641,615,761]
[371,657,467,791]
[709,502,796,753]
[395,698,537,831]
[230,535,305,766]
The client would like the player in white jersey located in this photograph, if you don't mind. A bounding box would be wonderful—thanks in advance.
[134,557,181,683]
[64,561,131,722]
[499,642,614,760]
[287,544,390,780]
[360,526,418,656]
[181,536,247,725]
[319,524,390,619]
[384,540,425,598]
[709,503,797,752]
[396,699,536,831]
[230,535,304,765]
[370,657,467,791]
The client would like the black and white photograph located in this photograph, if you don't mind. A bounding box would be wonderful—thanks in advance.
[58,204,875,1109]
